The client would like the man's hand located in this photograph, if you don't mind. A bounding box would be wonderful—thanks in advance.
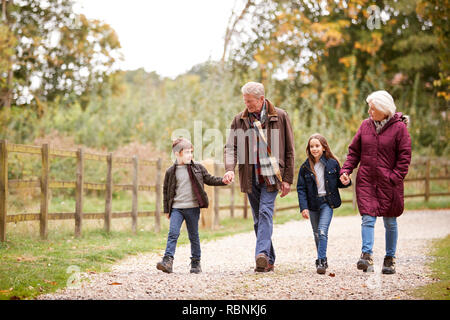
[280,181,291,197]
[340,173,350,185]
[223,171,235,184]
[165,213,170,220]
[301,209,309,219]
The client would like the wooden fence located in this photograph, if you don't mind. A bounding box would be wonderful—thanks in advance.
[0,140,449,242]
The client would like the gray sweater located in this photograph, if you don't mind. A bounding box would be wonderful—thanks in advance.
[172,164,199,209]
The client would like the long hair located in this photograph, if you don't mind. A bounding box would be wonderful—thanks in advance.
[306,133,340,182]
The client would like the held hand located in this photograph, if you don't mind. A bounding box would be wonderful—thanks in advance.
[280,182,290,197]
[340,173,350,185]
[301,209,309,219]
[165,213,170,220]
[223,171,235,184]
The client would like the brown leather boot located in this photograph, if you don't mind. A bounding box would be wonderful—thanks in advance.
[156,255,174,273]
[254,253,268,272]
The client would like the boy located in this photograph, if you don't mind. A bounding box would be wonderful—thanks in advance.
[156,138,229,274]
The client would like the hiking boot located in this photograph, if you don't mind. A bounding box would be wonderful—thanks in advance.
[255,253,268,272]
[382,256,396,274]
[316,258,328,275]
[265,263,275,272]
[156,255,174,273]
[357,252,374,272]
[190,258,202,274]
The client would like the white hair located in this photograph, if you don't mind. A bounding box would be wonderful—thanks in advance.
[366,90,396,117]
[241,82,265,98]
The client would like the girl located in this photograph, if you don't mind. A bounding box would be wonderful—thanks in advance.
[296,134,351,274]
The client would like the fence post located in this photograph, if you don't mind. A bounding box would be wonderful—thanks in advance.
[131,155,138,234]
[75,147,84,238]
[40,143,49,240]
[425,158,430,202]
[200,159,214,229]
[154,158,162,233]
[104,152,113,233]
[243,193,248,219]
[0,140,7,242]
[230,184,235,218]
[213,162,220,229]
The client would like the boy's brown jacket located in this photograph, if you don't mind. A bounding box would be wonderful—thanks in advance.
[163,161,226,215]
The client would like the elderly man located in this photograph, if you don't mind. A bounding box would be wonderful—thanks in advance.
[223,81,295,272]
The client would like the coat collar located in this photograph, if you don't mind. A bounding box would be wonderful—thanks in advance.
[240,98,278,129]
[369,112,402,135]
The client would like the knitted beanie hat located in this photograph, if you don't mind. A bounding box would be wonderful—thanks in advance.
[366,90,396,117]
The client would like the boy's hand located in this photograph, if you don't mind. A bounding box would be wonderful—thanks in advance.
[301,209,309,219]
[223,171,234,184]
[340,173,350,185]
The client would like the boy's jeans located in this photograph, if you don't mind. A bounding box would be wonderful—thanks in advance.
[164,207,201,259]
[247,168,278,265]
[309,197,333,260]
[361,214,398,257]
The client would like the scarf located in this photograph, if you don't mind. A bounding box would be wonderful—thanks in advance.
[248,101,282,186]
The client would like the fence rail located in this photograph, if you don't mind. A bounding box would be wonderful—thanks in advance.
[0,140,449,242]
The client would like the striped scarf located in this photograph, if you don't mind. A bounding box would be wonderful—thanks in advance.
[249,101,282,186]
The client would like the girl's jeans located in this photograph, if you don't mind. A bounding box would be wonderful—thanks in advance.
[361,214,398,257]
[164,207,201,259]
[309,197,333,260]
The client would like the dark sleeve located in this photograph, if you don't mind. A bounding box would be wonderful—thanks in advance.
[340,123,363,176]
[389,123,412,185]
[282,110,295,184]
[296,166,309,212]
[163,171,169,213]
[201,165,226,186]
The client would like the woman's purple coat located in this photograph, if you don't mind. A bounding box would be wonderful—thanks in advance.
[340,112,412,217]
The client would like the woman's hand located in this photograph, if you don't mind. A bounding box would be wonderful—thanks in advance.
[340,173,350,185]
[301,209,309,219]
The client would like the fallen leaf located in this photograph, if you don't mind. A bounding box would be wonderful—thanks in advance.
[328,273,336,277]
[43,280,57,285]
[108,282,122,286]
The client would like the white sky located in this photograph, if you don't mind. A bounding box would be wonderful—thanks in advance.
[73,0,237,79]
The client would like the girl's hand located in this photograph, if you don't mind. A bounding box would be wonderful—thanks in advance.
[301,209,309,219]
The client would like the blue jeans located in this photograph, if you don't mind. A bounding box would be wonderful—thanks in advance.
[361,215,398,257]
[164,207,201,259]
[247,168,278,265]
[309,197,333,259]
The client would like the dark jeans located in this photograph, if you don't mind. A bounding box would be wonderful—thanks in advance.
[164,207,201,259]
[309,197,333,259]
[247,168,278,265]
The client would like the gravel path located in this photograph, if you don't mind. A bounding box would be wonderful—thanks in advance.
[38,210,450,300]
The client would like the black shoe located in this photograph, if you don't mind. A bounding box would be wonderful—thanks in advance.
[382,256,396,274]
[316,258,327,274]
[190,258,202,274]
[357,252,374,272]
[156,255,174,273]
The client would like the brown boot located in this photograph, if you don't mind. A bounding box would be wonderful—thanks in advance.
[255,253,268,272]
[156,255,174,273]
[357,252,374,272]
[382,256,396,274]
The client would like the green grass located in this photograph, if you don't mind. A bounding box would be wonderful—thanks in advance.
[412,235,450,300]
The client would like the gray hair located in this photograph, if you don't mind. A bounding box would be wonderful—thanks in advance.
[366,90,396,117]
[241,82,265,98]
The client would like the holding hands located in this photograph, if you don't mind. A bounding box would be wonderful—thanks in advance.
[340,172,351,186]
[223,171,234,185]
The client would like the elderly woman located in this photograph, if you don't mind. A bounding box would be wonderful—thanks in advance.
[339,90,411,274]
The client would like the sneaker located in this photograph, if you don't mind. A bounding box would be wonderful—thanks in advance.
[190,258,202,274]
[156,255,174,273]
[316,258,328,275]
[255,253,268,272]
[357,252,374,272]
[382,256,396,274]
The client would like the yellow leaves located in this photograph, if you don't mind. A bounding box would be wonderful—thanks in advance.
[354,32,383,55]
[339,55,356,68]
[311,22,345,48]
